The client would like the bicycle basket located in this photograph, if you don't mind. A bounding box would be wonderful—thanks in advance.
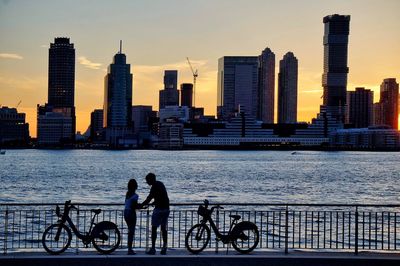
[197,205,208,216]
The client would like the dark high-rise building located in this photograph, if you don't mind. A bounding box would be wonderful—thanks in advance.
[37,37,75,145]
[278,52,298,124]
[90,109,104,141]
[258,48,275,123]
[132,105,157,134]
[217,56,259,119]
[374,78,399,129]
[346,87,373,128]
[103,46,133,145]
[322,14,350,123]
[180,83,193,107]
[48,37,75,108]
[159,70,179,110]
[164,70,178,90]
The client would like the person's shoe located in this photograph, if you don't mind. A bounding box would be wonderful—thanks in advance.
[127,249,136,255]
[146,247,156,255]
[160,247,167,255]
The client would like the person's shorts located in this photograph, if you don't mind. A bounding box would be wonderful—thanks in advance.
[152,208,170,227]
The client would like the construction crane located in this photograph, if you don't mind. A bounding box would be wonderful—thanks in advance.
[16,100,22,109]
[186,57,198,107]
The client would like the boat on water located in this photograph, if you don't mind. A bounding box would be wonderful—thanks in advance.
[0,150,5,155]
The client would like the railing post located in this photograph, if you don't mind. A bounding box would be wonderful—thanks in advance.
[3,207,8,255]
[285,205,289,254]
[215,207,219,254]
[355,206,359,255]
[145,208,150,251]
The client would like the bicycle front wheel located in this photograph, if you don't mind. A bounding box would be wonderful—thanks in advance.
[185,223,210,254]
[92,221,121,254]
[42,224,72,254]
[231,223,259,254]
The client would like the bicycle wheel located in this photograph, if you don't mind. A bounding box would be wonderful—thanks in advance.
[185,223,210,254]
[42,224,72,254]
[91,221,121,254]
[231,224,259,254]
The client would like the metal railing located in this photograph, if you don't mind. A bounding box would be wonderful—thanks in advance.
[1,203,399,254]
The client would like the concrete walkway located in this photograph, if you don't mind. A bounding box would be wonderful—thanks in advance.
[2,250,400,266]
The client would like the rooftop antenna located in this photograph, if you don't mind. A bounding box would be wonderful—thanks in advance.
[119,40,122,54]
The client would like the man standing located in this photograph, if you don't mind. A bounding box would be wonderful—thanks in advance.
[142,173,170,255]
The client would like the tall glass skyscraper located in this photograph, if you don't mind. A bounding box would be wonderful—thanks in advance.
[103,49,133,146]
[217,56,259,119]
[278,52,298,124]
[258,48,275,123]
[322,14,350,123]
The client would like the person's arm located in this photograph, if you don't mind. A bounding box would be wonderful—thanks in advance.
[141,186,154,206]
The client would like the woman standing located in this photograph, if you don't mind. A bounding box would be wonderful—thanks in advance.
[124,179,139,255]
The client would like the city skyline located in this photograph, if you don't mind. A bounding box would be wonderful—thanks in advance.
[0,0,399,137]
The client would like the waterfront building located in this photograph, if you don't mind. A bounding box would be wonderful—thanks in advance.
[180,83,193,108]
[90,109,104,141]
[217,56,259,120]
[183,110,330,148]
[37,104,73,146]
[158,121,183,149]
[132,105,157,134]
[159,106,190,123]
[346,88,373,128]
[258,47,275,123]
[278,52,298,124]
[37,37,76,144]
[0,106,29,146]
[159,70,179,110]
[330,126,400,150]
[373,78,399,129]
[103,45,133,146]
[322,14,351,124]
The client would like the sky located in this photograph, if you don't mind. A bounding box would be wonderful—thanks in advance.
[0,0,399,137]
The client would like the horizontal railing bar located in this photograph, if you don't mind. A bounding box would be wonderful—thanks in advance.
[1,203,400,207]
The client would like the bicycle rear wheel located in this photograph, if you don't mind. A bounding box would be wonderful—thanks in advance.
[185,223,210,254]
[231,224,259,254]
[91,221,121,254]
[42,224,72,254]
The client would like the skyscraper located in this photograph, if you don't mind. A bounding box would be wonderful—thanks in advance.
[346,87,373,128]
[278,52,298,124]
[103,45,133,145]
[47,37,76,139]
[258,48,275,123]
[374,78,399,129]
[90,109,104,141]
[217,56,259,119]
[48,37,75,108]
[159,70,179,109]
[180,83,193,107]
[322,14,350,123]
[37,37,75,145]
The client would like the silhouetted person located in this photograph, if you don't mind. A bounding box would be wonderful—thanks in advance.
[142,173,170,255]
[124,179,139,255]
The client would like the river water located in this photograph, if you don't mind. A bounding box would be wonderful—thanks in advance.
[0,149,399,204]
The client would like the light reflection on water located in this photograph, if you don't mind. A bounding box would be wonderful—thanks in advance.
[0,150,399,204]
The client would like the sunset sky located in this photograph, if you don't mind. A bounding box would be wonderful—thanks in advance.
[0,0,399,137]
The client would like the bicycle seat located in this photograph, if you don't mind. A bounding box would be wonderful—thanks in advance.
[91,209,101,215]
[229,215,241,220]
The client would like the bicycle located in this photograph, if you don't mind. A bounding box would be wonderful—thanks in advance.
[42,200,121,254]
[185,200,259,254]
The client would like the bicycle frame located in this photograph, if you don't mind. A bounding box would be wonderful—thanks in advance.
[56,203,99,245]
[200,207,238,244]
